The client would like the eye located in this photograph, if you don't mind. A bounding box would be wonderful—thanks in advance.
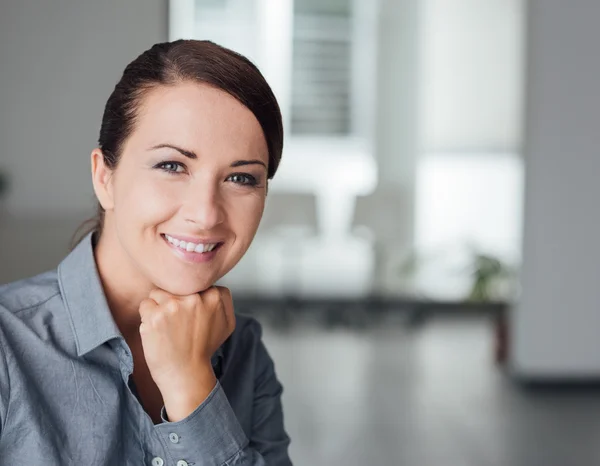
[154,161,186,174]
[227,173,258,186]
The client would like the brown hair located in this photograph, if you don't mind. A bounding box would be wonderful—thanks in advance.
[72,40,283,248]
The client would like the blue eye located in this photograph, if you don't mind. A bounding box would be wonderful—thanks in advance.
[155,161,186,174]
[227,173,258,186]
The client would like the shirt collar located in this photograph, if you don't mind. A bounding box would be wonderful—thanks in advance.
[58,232,121,357]
[58,231,226,373]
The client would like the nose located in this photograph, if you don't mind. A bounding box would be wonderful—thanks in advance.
[181,178,225,230]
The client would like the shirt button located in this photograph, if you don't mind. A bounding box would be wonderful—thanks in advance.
[177,461,189,466]
[151,457,164,466]
[169,432,180,444]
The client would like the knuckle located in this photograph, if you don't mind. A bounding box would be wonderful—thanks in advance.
[217,286,232,300]
[201,287,220,308]
[165,298,179,313]
[139,299,155,315]
[184,293,202,307]
[139,298,152,309]
[208,286,221,300]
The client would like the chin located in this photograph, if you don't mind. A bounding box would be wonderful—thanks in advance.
[153,276,216,296]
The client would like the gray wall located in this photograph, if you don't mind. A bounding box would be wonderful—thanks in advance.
[0,0,167,216]
[0,0,167,281]
[512,0,600,377]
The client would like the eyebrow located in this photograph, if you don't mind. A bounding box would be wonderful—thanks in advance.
[150,143,267,169]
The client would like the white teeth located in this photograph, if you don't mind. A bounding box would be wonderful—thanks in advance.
[164,235,218,254]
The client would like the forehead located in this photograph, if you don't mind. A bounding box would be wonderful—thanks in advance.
[128,82,268,162]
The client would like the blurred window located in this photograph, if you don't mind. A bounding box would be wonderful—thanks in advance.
[290,0,352,135]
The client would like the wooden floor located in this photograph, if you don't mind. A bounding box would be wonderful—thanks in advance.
[260,314,600,466]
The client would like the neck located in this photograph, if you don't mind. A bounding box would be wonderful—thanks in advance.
[93,226,154,341]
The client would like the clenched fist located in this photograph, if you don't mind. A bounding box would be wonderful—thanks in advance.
[138,286,235,421]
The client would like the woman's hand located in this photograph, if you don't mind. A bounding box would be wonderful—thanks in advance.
[138,286,235,421]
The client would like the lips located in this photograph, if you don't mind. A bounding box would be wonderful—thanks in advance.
[163,233,220,253]
[161,234,224,264]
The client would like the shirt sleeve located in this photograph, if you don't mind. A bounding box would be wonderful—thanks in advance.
[0,324,11,437]
[157,382,251,465]
[154,322,292,466]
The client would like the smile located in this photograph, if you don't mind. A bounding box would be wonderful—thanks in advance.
[160,234,224,266]
[163,234,219,253]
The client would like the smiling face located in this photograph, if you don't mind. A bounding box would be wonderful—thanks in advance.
[92,82,269,296]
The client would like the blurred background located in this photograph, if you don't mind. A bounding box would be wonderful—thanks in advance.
[1,0,600,464]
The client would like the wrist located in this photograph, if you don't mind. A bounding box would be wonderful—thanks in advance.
[159,363,217,422]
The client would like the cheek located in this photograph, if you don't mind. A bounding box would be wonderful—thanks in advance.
[227,193,265,240]
[115,175,180,227]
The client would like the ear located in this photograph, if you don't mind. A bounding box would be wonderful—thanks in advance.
[91,149,115,211]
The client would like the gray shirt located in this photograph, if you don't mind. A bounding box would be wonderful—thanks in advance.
[0,233,292,465]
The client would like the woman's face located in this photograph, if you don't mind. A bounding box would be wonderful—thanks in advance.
[93,82,269,295]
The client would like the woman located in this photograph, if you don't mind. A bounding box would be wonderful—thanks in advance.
[0,40,291,465]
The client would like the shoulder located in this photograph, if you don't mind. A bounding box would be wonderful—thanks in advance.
[220,314,272,373]
[226,313,265,353]
[0,270,65,351]
[0,269,61,434]
[0,269,61,316]
[0,273,58,427]
[234,313,264,338]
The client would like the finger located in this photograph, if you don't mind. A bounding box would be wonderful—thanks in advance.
[198,287,228,332]
[148,288,175,305]
[138,298,159,333]
[180,291,202,308]
[216,286,236,332]
[163,297,180,315]
[199,286,221,308]
[139,297,159,319]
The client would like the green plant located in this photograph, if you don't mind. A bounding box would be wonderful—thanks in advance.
[467,252,515,302]
[397,245,517,303]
